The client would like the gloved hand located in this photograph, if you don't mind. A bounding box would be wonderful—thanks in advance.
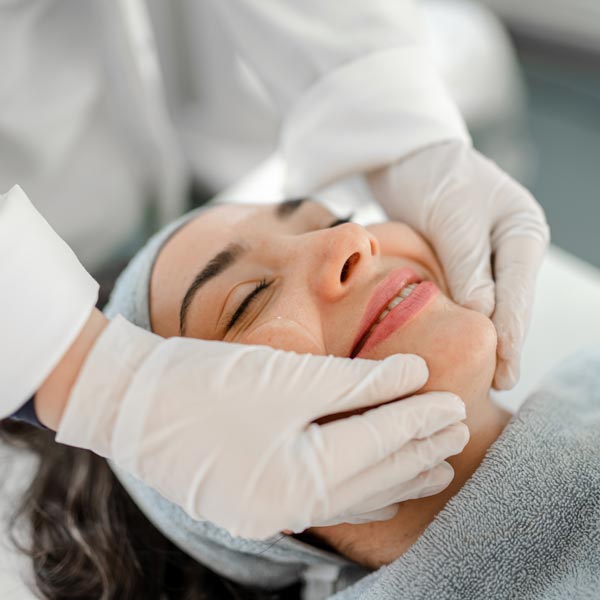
[368,140,550,390]
[56,315,468,539]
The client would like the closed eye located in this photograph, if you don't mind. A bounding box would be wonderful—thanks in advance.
[225,213,353,332]
[226,278,272,332]
[328,213,354,228]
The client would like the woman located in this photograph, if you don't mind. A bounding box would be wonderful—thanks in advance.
[3,199,597,599]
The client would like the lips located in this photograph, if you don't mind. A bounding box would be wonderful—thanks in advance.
[350,267,438,357]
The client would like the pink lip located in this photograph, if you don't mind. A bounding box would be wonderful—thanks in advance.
[350,267,438,358]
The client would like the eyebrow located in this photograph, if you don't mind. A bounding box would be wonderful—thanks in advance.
[276,197,306,218]
[179,242,245,334]
[178,198,308,335]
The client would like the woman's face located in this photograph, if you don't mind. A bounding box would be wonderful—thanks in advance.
[151,199,499,567]
[151,200,497,404]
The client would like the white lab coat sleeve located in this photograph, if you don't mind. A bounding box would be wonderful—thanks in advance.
[207,0,470,194]
[0,186,99,418]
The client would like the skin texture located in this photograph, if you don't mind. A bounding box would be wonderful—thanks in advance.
[150,200,510,569]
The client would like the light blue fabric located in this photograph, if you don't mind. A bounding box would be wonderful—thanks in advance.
[104,206,205,328]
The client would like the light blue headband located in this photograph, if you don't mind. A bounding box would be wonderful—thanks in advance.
[104,206,206,329]
[104,204,366,596]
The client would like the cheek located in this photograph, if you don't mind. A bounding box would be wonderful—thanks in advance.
[362,296,497,397]
[243,317,325,355]
[423,306,497,396]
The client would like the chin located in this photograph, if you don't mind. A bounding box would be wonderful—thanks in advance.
[361,292,497,401]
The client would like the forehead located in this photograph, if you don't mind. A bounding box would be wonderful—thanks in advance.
[165,204,259,264]
[150,204,260,334]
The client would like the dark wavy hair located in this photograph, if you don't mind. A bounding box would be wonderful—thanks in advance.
[0,421,301,600]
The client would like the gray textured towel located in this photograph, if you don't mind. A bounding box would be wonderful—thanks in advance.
[331,349,600,600]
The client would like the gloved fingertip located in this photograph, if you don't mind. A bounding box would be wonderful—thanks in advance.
[382,353,429,386]
[441,422,470,455]
[420,391,466,421]
[416,462,454,499]
[461,286,495,317]
[492,357,520,390]
[349,505,400,524]
[448,394,467,420]
[423,423,470,467]
[383,352,427,372]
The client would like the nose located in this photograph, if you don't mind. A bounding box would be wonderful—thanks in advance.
[307,223,379,302]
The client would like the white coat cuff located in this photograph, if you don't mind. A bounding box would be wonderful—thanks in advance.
[0,185,99,417]
[282,46,470,195]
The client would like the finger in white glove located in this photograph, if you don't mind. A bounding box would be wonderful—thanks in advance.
[337,461,456,525]
[312,420,467,528]
[310,392,467,490]
[490,235,547,389]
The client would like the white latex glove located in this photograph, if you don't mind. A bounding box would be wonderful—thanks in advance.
[368,140,550,390]
[56,315,468,539]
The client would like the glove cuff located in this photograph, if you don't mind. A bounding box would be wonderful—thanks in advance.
[55,315,162,456]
